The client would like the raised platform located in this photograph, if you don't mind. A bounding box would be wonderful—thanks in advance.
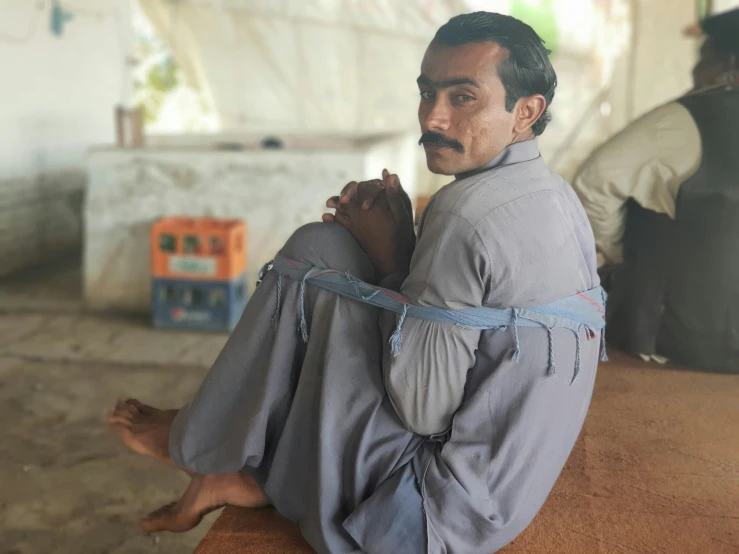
[195,351,739,554]
[84,134,418,313]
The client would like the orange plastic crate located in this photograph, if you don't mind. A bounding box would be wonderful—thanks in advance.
[151,217,247,281]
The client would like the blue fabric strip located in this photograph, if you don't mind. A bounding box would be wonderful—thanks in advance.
[271,254,605,333]
[268,254,607,378]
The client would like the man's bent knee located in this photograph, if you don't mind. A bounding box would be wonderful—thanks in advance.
[281,223,375,282]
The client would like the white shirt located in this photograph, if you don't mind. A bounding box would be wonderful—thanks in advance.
[572,101,703,267]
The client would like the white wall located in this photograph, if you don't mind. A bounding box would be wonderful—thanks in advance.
[548,0,697,183]
[0,0,132,275]
[713,0,739,13]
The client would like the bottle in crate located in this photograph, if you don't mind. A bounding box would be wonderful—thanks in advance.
[150,217,248,331]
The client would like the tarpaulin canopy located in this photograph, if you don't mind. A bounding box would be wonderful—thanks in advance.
[138,0,482,134]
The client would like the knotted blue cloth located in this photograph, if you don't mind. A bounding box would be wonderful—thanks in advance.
[265,254,607,383]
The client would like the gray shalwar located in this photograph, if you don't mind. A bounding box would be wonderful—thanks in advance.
[169,139,601,554]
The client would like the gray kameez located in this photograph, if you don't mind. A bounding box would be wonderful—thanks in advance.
[169,140,601,553]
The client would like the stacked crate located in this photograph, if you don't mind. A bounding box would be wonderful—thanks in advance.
[151,217,248,331]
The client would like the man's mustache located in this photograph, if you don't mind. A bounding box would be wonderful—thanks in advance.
[418,132,465,153]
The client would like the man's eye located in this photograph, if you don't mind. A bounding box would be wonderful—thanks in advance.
[420,90,434,100]
[457,95,474,103]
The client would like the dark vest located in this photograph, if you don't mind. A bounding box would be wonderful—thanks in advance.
[606,89,739,372]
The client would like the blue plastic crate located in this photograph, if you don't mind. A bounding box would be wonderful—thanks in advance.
[152,273,248,331]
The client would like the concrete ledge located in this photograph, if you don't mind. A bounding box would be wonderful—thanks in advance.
[84,137,418,313]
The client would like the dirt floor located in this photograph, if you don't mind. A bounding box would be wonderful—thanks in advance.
[0,258,229,554]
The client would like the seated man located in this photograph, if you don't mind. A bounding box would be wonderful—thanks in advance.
[108,12,603,554]
[572,7,739,371]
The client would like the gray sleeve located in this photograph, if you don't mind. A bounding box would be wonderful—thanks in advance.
[380,211,489,436]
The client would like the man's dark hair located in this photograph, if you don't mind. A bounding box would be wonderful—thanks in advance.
[432,12,557,136]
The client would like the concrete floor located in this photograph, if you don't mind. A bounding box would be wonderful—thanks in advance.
[0,258,229,554]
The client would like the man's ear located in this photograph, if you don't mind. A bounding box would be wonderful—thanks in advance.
[513,94,546,135]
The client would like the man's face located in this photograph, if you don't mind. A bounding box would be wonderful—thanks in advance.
[418,41,518,176]
[692,39,733,89]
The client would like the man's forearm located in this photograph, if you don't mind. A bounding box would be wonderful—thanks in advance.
[380,311,478,436]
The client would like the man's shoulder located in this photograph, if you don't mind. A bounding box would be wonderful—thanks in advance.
[573,100,700,187]
[642,100,693,121]
[431,157,562,227]
[595,101,695,151]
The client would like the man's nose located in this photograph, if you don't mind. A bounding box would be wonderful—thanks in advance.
[421,98,452,132]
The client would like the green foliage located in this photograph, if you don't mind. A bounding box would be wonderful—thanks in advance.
[510,0,559,57]
[696,0,709,19]
[147,55,179,93]
[134,55,180,123]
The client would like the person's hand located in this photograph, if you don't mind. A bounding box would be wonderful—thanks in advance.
[322,179,385,223]
[323,169,414,225]
[330,170,415,280]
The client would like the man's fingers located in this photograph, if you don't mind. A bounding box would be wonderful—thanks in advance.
[357,180,384,210]
[339,181,359,205]
[322,213,336,223]
[385,173,411,227]
[333,204,353,226]
[381,169,392,188]
[326,196,340,209]
[382,170,412,219]
[333,207,360,243]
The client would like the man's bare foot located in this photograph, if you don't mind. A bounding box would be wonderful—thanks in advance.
[107,398,177,465]
[140,472,270,533]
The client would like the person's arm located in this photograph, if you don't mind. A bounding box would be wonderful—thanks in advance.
[571,102,702,267]
[379,211,489,436]
[328,173,488,436]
